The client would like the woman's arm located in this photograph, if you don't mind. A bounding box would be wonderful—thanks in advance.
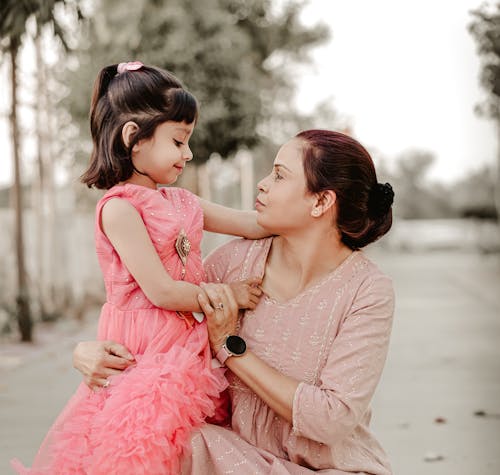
[290,275,394,443]
[199,274,394,441]
[200,198,269,239]
[73,340,135,390]
[198,283,299,423]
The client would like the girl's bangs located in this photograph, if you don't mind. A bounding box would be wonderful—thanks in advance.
[167,88,198,124]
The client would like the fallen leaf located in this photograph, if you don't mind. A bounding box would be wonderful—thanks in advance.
[423,452,445,462]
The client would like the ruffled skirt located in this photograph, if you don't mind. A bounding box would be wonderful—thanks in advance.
[11,306,227,475]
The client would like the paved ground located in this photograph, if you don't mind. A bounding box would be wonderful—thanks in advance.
[1,249,499,474]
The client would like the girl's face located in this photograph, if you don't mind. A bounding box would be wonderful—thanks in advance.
[132,121,194,186]
[255,138,317,234]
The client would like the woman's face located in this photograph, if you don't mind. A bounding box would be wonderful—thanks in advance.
[255,138,316,234]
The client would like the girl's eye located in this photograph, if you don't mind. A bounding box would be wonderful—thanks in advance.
[274,171,283,181]
[174,139,184,147]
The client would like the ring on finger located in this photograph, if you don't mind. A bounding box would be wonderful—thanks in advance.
[103,379,110,388]
[215,302,224,310]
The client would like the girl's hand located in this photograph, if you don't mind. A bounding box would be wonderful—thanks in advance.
[198,283,239,353]
[229,277,263,309]
[73,340,135,390]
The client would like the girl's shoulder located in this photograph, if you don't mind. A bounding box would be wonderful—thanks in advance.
[158,186,199,207]
[98,183,155,208]
[97,184,199,214]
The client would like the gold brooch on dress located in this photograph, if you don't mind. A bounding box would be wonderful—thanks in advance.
[175,228,191,279]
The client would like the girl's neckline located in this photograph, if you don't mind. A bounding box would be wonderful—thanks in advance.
[116,182,159,191]
[114,182,170,199]
[258,237,358,307]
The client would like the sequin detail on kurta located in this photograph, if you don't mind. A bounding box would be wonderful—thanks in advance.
[183,237,394,475]
[12,184,227,475]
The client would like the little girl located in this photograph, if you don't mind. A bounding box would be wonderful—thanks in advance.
[11,62,264,475]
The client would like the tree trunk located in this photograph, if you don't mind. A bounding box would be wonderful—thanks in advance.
[496,120,500,248]
[35,28,59,320]
[34,30,46,318]
[10,39,33,342]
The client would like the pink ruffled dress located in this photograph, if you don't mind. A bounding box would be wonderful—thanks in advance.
[11,184,227,475]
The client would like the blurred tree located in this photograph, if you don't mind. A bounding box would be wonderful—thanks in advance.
[64,0,329,191]
[469,2,500,220]
[449,165,497,219]
[391,149,456,219]
[0,0,83,341]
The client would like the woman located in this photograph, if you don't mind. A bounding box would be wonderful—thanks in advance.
[74,129,395,474]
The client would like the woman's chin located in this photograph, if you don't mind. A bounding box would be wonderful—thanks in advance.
[257,216,278,235]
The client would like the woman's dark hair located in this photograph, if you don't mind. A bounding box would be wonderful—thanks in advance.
[81,63,198,189]
[296,129,394,249]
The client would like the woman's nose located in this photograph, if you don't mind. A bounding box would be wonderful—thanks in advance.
[257,176,268,192]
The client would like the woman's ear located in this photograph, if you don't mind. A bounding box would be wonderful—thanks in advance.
[122,121,139,149]
[311,190,337,217]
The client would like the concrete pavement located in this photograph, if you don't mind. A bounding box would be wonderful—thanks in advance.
[1,249,499,474]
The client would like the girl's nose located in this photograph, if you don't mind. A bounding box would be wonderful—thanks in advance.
[184,146,193,161]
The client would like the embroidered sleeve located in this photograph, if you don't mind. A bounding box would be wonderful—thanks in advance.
[291,273,394,444]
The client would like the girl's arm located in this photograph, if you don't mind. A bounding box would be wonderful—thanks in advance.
[200,198,269,239]
[102,197,205,311]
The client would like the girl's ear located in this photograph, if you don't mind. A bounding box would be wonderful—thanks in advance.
[311,190,337,217]
[122,121,139,149]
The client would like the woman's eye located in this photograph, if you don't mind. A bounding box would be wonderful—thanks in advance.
[174,139,184,147]
[274,171,283,181]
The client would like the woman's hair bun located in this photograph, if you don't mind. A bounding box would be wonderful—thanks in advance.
[368,182,394,219]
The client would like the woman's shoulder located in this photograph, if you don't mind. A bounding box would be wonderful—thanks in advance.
[204,237,272,282]
[207,237,271,263]
[349,251,394,300]
[353,251,390,275]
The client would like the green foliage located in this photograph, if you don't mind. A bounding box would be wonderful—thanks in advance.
[64,0,329,163]
[0,0,83,51]
[469,2,500,119]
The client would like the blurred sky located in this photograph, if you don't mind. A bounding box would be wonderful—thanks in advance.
[0,0,497,185]
[294,0,497,183]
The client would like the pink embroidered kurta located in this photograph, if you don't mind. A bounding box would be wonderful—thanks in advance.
[183,237,394,475]
[12,184,226,475]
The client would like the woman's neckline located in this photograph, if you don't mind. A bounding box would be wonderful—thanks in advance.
[258,236,358,307]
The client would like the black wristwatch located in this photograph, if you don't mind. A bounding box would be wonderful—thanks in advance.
[215,335,247,365]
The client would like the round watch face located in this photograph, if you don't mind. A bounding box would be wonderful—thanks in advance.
[226,335,246,355]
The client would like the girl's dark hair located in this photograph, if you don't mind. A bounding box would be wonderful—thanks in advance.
[81,63,198,189]
[296,129,394,249]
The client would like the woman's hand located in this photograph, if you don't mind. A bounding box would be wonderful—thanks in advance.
[73,340,135,390]
[229,277,263,310]
[198,283,239,353]
[199,283,298,423]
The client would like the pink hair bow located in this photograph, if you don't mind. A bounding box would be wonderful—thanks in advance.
[117,61,144,74]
